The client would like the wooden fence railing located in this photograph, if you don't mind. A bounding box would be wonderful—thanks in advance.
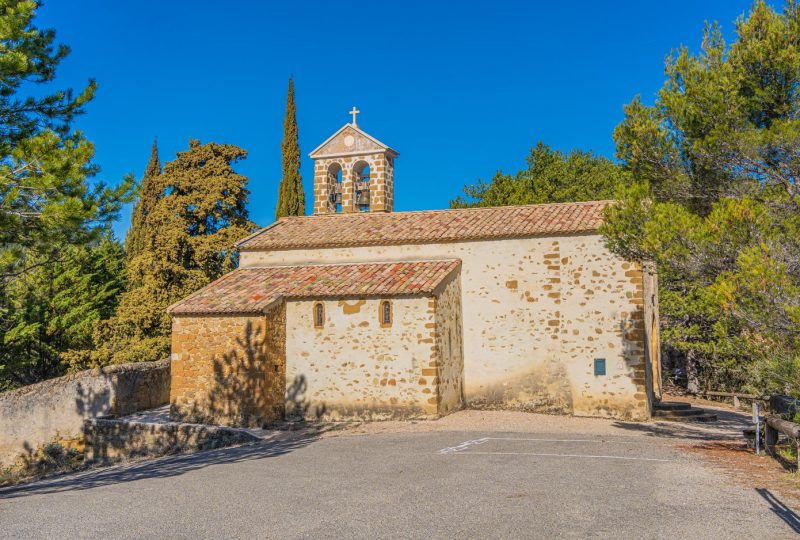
[696,390,768,408]
[765,416,800,468]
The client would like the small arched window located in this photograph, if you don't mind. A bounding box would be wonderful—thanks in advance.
[379,300,392,327]
[313,302,325,328]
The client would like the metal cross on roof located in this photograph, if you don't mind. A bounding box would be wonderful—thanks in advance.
[349,106,360,126]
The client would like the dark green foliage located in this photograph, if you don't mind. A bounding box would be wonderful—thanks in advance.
[451,142,629,208]
[0,0,91,154]
[602,0,800,395]
[86,140,257,366]
[0,1,133,388]
[125,140,161,260]
[0,0,134,281]
[0,236,125,388]
[275,77,305,218]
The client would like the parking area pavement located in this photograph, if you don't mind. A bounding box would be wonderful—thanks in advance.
[1,410,798,539]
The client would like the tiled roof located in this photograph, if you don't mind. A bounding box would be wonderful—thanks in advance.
[238,201,609,251]
[167,260,461,316]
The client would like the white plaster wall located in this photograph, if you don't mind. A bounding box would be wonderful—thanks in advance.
[242,233,649,420]
[284,296,438,420]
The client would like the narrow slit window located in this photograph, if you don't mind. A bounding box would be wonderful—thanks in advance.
[314,302,324,328]
[380,300,392,327]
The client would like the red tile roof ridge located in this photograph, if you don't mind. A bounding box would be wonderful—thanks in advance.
[274,199,614,221]
[237,200,612,251]
[237,257,462,270]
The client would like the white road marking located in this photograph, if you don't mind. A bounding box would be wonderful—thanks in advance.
[446,451,672,462]
[437,437,673,462]
[479,437,641,444]
[438,437,490,454]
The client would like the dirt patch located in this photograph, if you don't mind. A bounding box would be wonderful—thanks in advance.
[316,409,693,439]
[679,439,800,508]
[662,388,759,413]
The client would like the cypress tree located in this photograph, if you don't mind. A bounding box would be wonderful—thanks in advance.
[125,139,162,259]
[275,77,305,218]
[93,139,256,365]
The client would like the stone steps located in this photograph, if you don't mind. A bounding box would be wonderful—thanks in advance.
[652,401,692,411]
[653,401,718,422]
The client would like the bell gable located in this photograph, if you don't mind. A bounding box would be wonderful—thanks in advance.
[309,124,398,159]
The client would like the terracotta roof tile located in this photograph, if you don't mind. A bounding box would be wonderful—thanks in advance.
[237,201,610,251]
[167,260,461,316]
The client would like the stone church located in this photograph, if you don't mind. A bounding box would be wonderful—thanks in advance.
[167,111,661,426]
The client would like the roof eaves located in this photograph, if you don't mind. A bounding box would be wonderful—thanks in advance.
[169,294,284,317]
[235,219,288,249]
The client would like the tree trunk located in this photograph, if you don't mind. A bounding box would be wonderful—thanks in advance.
[686,349,701,394]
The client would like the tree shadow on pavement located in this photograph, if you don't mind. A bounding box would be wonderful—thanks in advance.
[611,407,751,441]
[757,488,800,533]
[0,429,321,500]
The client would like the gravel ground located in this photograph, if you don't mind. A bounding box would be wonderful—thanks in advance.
[320,405,750,441]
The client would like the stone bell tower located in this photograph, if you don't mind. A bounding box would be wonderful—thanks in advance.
[309,108,398,215]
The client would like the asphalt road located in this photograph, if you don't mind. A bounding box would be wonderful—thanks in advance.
[1,429,797,539]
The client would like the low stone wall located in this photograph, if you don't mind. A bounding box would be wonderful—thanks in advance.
[83,418,259,462]
[0,360,170,468]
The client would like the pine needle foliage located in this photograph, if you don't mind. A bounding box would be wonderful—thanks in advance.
[0,1,133,387]
[451,141,629,208]
[0,0,134,281]
[1,236,125,388]
[602,0,800,395]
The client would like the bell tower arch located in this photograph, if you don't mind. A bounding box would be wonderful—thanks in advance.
[310,109,398,215]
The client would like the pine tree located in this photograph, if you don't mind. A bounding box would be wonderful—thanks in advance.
[92,140,257,365]
[0,1,134,281]
[1,235,126,388]
[0,1,132,386]
[451,141,629,208]
[275,77,305,218]
[602,0,800,396]
[125,139,161,260]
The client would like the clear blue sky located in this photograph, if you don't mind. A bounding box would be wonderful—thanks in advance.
[37,0,765,238]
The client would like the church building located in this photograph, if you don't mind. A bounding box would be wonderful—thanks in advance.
[167,110,661,426]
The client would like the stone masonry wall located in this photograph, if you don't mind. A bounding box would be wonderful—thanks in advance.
[559,240,650,420]
[434,274,465,414]
[284,295,441,420]
[0,359,170,468]
[170,304,286,428]
[313,154,392,215]
[241,233,652,421]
